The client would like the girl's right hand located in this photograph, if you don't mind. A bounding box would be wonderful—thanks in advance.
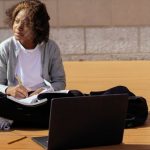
[6,85,28,99]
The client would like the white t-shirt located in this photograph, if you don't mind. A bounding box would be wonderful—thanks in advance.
[15,40,44,91]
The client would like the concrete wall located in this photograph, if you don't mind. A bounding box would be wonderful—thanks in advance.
[1,0,150,60]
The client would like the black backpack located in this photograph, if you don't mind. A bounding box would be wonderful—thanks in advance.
[90,86,148,128]
[39,86,148,128]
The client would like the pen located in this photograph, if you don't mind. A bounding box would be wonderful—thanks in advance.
[15,75,22,85]
[15,75,28,98]
[8,136,27,144]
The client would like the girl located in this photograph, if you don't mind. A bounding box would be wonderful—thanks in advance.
[0,0,66,99]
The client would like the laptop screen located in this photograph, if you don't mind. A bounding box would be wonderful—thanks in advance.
[47,94,128,149]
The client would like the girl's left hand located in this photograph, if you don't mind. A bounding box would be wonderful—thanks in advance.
[29,88,44,97]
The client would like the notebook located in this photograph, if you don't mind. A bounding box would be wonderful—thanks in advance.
[7,90,69,105]
[32,94,128,149]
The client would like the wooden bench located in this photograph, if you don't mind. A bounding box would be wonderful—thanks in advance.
[0,61,150,150]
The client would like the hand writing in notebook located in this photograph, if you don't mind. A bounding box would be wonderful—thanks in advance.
[6,76,45,99]
[6,84,29,99]
[5,76,28,99]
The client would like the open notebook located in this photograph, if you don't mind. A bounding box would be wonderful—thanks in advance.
[7,90,69,105]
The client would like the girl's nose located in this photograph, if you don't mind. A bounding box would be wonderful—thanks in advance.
[17,22,24,31]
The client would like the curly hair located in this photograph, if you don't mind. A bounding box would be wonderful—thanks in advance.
[5,0,50,44]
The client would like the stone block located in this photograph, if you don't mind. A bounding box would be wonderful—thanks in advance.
[86,27,138,53]
[0,1,5,27]
[140,27,150,52]
[58,0,111,26]
[0,29,12,43]
[41,0,58,27]
[112,0,150,26]
[50,28,85,54]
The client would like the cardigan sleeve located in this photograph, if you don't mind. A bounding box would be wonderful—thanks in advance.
[0,43,8,93]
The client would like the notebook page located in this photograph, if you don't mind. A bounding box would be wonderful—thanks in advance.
[7,94,38,104]
[7,89,69,104]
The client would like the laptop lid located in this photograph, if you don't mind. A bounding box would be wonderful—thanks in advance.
[47,94,128,150]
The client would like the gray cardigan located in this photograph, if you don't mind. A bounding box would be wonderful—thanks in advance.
[0,36,66,93]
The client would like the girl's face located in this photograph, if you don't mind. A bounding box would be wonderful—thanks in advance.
[13,9,35,49]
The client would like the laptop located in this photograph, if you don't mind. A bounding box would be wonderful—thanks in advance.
[32,94,128,149]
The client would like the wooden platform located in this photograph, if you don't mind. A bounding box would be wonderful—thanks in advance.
[0,61,150,150]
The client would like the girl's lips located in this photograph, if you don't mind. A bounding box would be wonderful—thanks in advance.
[15,30,24,36]
[14,32,24,38]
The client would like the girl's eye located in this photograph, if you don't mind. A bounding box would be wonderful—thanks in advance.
[14,19,20,24]
[14,19,30,27]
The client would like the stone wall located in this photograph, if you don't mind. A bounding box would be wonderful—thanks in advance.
[1,0,150,60]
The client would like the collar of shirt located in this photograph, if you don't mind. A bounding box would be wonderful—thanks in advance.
[12,36,44,56]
